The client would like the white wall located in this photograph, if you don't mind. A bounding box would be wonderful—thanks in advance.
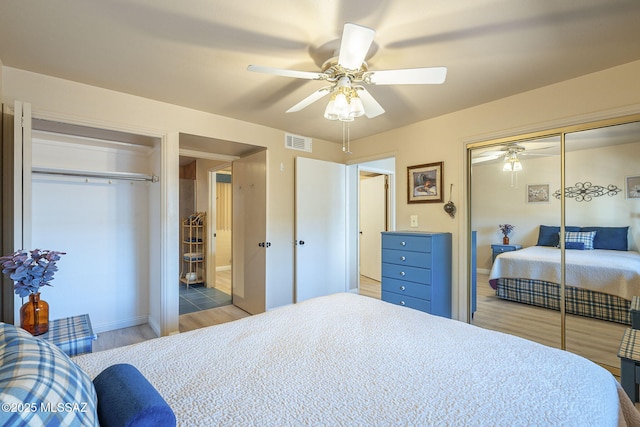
[30,131,154,332]
[349,60,640,320]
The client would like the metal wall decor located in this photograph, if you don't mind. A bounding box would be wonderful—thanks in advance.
[553,181,622,202]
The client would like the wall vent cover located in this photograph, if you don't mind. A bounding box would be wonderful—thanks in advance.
[285,133,312,152]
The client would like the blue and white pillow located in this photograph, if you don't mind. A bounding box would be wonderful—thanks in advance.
[564,231,597,250]
[0,323,98,426]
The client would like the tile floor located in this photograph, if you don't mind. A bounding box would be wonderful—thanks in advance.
[179,284,232,315]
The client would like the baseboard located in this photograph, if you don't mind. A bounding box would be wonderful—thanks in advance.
[93,315,149,334]
[216,265,231,272]
[148,316,161,337]
[477,268,490,275]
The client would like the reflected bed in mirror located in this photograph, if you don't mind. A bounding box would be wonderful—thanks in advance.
[469,116,640,374]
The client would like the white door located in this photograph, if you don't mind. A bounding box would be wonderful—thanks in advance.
[295,157,346,302]
[232,150,267,314]
[359,174,386,281]
[2,101,32,322]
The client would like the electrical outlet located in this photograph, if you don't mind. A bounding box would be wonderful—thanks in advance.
[410,215,418,227]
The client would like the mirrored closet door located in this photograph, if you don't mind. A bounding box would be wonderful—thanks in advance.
[470,135,562,348]
[563,121,640,372]
[468,114,640,375]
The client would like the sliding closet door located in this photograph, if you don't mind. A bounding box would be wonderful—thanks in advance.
[469,135,562,349]
[563,121,640,374]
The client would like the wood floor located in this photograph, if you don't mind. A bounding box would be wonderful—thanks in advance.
[93,269,242,352]
[472,272,626,377]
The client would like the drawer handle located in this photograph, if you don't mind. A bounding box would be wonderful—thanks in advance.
[400,271,405,276]
[400,301,406,306]
[401,241,406,246]
[400,256,406,261]
[400,286,406,291]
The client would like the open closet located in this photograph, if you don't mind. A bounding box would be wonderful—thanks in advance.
[467,113,640,376]
[29,119,161,332]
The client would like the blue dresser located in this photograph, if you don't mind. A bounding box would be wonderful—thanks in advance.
[381,231,452,318]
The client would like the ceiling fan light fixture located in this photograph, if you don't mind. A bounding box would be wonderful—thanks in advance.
[502,153,523,172]
[513,158,523,171]
[324,83,362,122]
[349,94,365,119]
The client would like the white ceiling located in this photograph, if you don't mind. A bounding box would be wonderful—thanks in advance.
[1,0,639,144]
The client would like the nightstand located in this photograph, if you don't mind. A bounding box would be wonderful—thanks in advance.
[40,314,97,357]
[491,244,522,263]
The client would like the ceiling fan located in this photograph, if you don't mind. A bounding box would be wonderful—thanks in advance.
[247,23,447,122]
[472,141,559,166]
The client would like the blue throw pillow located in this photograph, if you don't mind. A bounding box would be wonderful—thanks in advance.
[536,225,581,247]
[0,322,98,426]
[580,226,629,251]
[93,363,176,427]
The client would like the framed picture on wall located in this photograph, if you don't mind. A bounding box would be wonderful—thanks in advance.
[625,175,640,199]
[407,162,444,204]
[527,184,550,203]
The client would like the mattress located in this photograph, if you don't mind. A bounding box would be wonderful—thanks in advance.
[73,293,637,426]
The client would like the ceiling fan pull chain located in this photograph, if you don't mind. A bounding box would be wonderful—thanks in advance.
[342,121,351,154]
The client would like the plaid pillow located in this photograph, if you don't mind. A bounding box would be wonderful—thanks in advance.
[0,323,98,426]
[564,231,597,250]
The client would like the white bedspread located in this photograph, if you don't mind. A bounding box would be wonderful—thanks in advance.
[490,246,640,300]
[74,293,635,426]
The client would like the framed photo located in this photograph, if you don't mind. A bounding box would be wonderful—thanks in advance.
[407,162,443,204]
[626,175,640,199]
[527,184,550,203]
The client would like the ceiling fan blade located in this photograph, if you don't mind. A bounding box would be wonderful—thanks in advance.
[337,23,375,70]
[368,67,447,85]
[471,155,502,164]
[354,86,385,118]
[247,65,325,80]
[286,87,332,113]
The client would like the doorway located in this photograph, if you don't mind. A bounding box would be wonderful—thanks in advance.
[352,157,395,299]
[178,156,233,314]
[176,133,264,319]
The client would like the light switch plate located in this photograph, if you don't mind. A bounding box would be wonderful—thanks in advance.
[410,215,418,227]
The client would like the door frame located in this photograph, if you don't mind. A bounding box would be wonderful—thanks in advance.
[345,156,396,293]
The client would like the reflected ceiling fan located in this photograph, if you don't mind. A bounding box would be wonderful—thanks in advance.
[472,141,559,167]
[247,23,447,122]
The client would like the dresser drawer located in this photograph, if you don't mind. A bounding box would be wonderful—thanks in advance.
[382,263,431,285]
[382,291,431,312]
[382,248,432,268]
[382,277,431,300]
[382,233,432,253]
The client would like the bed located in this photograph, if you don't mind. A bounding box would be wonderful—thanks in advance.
[2,293,638,426]
[489,225,640,324]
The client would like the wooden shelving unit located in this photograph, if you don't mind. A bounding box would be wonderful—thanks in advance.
[180,212,206,288]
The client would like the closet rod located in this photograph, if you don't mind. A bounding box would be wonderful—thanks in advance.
[31,167,158,182]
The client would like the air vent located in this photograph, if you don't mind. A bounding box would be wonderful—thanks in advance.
[285,133,312,152]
